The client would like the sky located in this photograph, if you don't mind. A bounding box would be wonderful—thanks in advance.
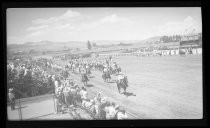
[7,7,202,44]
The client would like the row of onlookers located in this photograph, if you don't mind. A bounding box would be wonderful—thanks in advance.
[54,71,128,120]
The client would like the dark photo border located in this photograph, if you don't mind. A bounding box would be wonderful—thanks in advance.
[1,1,208,128]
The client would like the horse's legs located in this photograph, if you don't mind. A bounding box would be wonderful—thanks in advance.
[124,86,126,93]
[117,84,120,93]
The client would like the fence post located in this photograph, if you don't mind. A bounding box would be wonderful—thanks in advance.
[53,94,56,113]
[18,98,22,120]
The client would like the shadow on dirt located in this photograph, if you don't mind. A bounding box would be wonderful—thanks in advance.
[107,81,115,83]
[89,76,95,78]
[122,92,136,97]
[86,84,94,87]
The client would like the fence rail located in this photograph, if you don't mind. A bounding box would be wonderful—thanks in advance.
[98,48,202,57]
[7,94,56,120]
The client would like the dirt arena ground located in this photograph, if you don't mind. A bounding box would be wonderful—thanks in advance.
[58,54,203,119]
[7,54,202,120]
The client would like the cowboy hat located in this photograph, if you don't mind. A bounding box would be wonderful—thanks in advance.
[115,105,120,109]
[9,88,13,92]
[101,97,107,103]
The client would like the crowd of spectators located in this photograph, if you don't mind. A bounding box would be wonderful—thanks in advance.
[54,78,128,119]
[7,57,58,98]
[8,56,128,119]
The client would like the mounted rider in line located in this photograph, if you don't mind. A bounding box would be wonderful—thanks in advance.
[85,65,91,76]
[116,72,128,94]
[102,65,111,83]
[117,72,125,83]
[81,67,89,86]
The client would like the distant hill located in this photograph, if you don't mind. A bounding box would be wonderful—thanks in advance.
[7,36,162,54]
[7,40,87,53]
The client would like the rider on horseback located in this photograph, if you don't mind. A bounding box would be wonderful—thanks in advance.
[113,62,118,69]
[117,72,125,83]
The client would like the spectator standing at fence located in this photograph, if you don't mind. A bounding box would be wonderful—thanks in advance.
[75,86,82,104]
[80,87,88,100]
[70,84,77,106]
[8,88,15,110]
[115,106,128,119]
[106,102,117,119]
[100,97,107,119]
[55,88,63,114]
[94,92,102,119]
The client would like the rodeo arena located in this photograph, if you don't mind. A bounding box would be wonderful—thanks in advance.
[7,33,202,120]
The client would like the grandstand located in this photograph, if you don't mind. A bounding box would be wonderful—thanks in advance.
[180,33,202,48]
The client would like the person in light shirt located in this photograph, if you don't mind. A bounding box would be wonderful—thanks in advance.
[117,72,125,81]
[105,102,117,119]
[8,88,15,110]
[116,106,128,120]
[80,87,88,101]
[54,80,59,88]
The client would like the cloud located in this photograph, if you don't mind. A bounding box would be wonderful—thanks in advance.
[75,14,133,31]
[54,23,76,30]
[100,14,133,25]
[20,12,135,42]
[154,16,202,36]
[27,31,44,37]
[61,10,81,19]
[27,25,48,31]
[24,10,82,40]
[32,10,81,25]
[101,14,122,23]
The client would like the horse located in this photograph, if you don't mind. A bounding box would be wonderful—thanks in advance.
[179,49,186,56]
[81,74,89,86]
[86,67,91,76]
[115,67,121,74]
[102,70,111,83]
[116,76,128,94]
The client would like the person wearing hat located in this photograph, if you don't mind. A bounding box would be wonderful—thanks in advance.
[116,106,128,120]
[80,87,88,101]
[106,101,117,119]
[55,90,63,114]
[75,86,82,104]
[70,84,77,106]
[117,72,125,82]
[88,99,96,114]
[8,88,15,110]
[100,97,108,119]
[84,99,94,110]
[94,92,102,119]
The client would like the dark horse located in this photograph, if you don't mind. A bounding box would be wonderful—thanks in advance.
[111,67,121,74]
[116,76,128,94]
[102,70,111,83]
[81,74,89,86]
[179,49,186,56]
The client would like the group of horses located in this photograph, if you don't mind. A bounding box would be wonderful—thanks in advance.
[63,58,128,94]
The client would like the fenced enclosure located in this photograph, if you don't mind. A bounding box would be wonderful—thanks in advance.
[7,94,56,120]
